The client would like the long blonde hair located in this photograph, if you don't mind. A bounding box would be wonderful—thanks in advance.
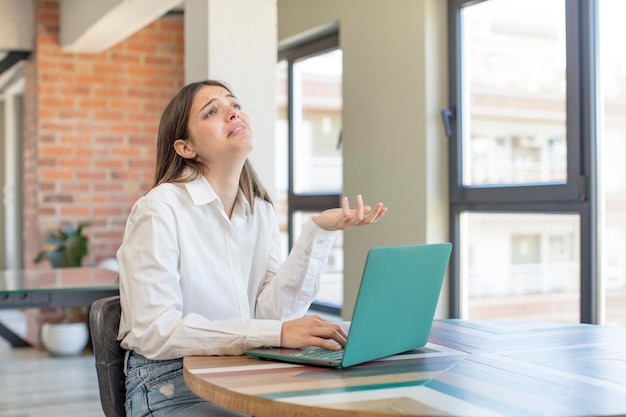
[153,80,272,212]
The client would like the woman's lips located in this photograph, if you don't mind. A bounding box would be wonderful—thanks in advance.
[228,123,246,137]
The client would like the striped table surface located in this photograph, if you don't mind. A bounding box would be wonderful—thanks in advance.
[183,319,626,417]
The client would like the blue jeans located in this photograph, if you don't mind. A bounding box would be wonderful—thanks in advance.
[124,351,248,417]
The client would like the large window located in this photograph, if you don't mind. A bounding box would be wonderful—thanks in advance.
[450,0,626,325]
[447,0,601,323]
[275,33,343,314]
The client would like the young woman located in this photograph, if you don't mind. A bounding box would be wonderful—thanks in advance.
[117,80,387,417]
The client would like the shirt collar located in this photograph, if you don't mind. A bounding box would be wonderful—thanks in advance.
[184,175,251,218]
[184,175,218,206]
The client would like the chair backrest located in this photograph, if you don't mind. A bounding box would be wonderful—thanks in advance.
[89,295,126,417]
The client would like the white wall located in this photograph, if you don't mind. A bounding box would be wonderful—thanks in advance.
[184,0,277,195]
[277,0,450,319]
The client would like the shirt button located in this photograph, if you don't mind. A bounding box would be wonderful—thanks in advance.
[241,305,248,312]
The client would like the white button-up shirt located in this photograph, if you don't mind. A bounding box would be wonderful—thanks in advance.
[117,176,337,359]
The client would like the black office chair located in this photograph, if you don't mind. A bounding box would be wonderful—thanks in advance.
[89,295,126,417]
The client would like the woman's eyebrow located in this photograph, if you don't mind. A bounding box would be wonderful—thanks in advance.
[199,98,218,114]
[198,94,237,114]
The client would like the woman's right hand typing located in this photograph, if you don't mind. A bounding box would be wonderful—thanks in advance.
[280,315,348,350]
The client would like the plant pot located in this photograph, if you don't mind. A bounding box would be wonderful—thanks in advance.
[41,322,89,356]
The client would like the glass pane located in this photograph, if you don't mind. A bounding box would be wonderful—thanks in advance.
[461,0,567,186]
[293,211,343,307]
[598,0,626,326]
[461,212,580,322]
[293,49,343,193]
[275,59,289,258]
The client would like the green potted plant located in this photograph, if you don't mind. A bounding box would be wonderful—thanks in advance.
[34,222,90,268]
[34,222,91,355]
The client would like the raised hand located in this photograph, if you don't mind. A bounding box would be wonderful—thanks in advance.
[312,194,387,231]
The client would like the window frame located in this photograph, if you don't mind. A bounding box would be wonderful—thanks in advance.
[446,0,598,323]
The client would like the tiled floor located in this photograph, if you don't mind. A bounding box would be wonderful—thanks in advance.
[0,341,105,417]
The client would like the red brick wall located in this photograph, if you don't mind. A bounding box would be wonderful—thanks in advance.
[23,0,185,269]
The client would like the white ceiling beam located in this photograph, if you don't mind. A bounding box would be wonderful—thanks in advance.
[0,0,34,51]
[59,0,183,53]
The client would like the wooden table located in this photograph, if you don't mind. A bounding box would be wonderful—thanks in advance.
[184,319,626,417]
[0,267,119,347]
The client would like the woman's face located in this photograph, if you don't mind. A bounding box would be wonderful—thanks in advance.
[175,84,253,171]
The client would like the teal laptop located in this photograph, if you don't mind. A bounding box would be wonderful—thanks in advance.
[246,242,452,368]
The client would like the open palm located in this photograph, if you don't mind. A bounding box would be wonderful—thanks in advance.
[312,195,387,231]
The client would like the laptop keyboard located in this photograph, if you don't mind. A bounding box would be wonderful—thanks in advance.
[292,348,344,361]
